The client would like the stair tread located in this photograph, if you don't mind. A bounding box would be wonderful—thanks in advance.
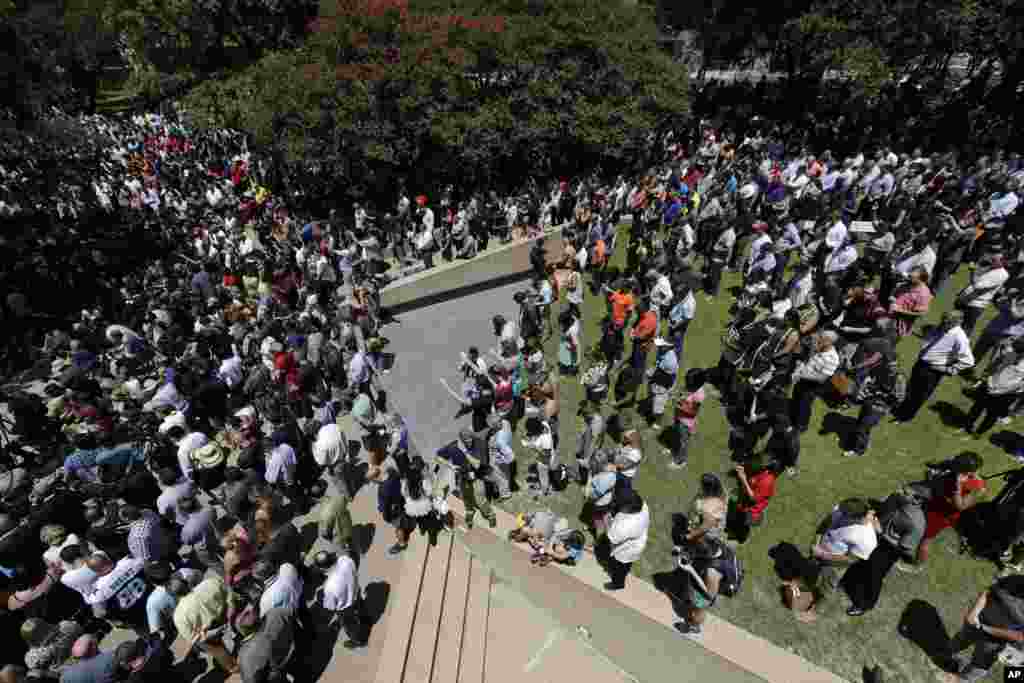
[431,540,472,683]
[457,556,492,683]
[373,536,431,683]
[405,533,455,682]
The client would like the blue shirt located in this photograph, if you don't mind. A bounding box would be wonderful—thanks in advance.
[985,308,1024,338]
[146,585,178,634]
[656,348,679,376]
[60,651,118,683]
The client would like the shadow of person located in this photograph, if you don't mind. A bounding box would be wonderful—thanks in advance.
[292,601,345,682]
[990,429,1024,454]
[898,599,957,671]
[819,411,858,444]
[351,522,376,556]
[929,401,969,429]
[652,569,690,620]
[363,580,391,626]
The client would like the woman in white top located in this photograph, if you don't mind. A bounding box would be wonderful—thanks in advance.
[813,499,880,588]
[390,457,438,555]
[956,254,1009,337]
[614,430,643,479]
[605,489,650,589]
[522,417,557,496]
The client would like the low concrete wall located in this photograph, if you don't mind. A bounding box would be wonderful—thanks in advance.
[381,227,565,314]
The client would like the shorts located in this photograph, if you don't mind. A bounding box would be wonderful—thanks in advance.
[690,583,713,610]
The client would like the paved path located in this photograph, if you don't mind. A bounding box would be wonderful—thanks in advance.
[378,280,527,458]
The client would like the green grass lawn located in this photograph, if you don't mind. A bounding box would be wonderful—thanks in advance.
[498,223,1014,683]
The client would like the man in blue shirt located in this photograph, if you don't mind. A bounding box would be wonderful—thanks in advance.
[646,338,679,425]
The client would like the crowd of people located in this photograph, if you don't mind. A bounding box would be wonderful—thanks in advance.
[1,100,1024,683]
[448,121,1024,683]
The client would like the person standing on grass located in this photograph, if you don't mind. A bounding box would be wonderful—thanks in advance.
[962,339,1024,436]
[940,576,1024,683]
[892,311,975,423]
[968,298,1024,373]
[576,401,605,487]
[704,219,735,299]
[812,499,880,592]
[627,300,658,372]
[843,357,906,458]
[558,310,581,377]
[955,254,1009,338]
[840,488,927,617]
[666,278,696,363]
[645,338,678,427]
[898,453,985,573]
[603,488,650,591]
[660,369,707,471]
[789,331,841,434]
[728,456,780,544]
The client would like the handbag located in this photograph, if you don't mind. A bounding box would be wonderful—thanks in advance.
[830,372,853,396]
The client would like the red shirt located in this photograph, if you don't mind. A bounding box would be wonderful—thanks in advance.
[925,476,984,538]
[737,471,776,521]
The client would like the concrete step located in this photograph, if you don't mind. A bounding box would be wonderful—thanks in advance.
[406,532,456,682]
[457,554,492,683]
[373,533,431,683]
[431,539,472,683]
[451,525,762,683]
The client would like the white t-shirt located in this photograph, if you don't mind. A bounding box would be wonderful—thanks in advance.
[607,503,651,563]
[323,555,359,612]
[821,512,878,560]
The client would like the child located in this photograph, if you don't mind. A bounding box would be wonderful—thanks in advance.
[728,455,780,544]
[662,369,707,470]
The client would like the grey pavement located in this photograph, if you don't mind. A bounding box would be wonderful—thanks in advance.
[378,280,526,458]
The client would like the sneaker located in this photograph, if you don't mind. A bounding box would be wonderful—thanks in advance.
[343,639,368,649]
[999,416,1013,426]
[1014,451,1024,464]
[603,581,625,591]
[387,543,407,556]
[786,466,799,478]
[668,461,687,470]
[842,450,861,458]
[673,620,702,637]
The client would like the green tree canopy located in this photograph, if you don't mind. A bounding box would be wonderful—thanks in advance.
[179,0,688,202]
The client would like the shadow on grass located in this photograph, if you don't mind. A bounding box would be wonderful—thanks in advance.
[990,430,1024,454]
[819,411,858,446]
[898,599,957,672]
[929,401,969,429]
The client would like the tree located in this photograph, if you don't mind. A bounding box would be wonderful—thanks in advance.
[180,0,689,205]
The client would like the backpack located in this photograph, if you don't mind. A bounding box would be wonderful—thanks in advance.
[711,543,744,597]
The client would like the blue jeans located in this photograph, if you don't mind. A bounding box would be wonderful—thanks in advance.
[850,404,884,454]
[671,321,690,364]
